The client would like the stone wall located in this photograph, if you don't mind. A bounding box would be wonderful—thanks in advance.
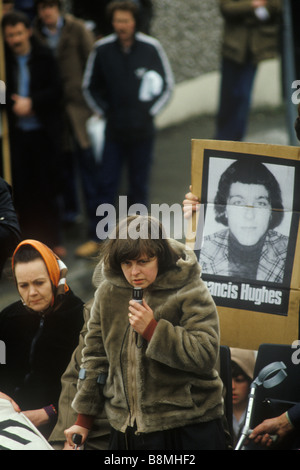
[64,0,224,85]
[150,0,224,83]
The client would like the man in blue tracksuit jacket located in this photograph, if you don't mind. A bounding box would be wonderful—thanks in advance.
[82,0,174,239]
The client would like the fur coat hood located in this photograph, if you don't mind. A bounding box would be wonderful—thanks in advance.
[93,238,201,290]
[73,239,224,434]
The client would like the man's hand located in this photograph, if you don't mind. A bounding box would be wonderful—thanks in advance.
[0,391,21,412]
[182,186,200,219]
[11,94,34,117]
[64,425,89,449]
[252,0,267,7]
[249,412,294,447]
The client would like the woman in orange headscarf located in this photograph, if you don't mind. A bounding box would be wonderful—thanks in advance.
[0,240,84,438]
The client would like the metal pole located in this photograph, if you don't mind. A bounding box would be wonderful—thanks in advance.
[0,0,12,184]
[282,0,298,146]
[235,384,257,450]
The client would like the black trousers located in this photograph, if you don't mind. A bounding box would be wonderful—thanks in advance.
[10,128,62,248]
[109,419,227,451]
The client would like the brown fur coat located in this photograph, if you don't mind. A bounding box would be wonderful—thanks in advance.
[72,239,224,434]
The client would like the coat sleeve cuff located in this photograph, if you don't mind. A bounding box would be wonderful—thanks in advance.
[286,405,300,429]
[142,318,158,342]
[75,414,95,430]
[43,404,57,420]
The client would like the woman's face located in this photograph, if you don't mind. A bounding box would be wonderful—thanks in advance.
[121,254,159,289]
[14,259,53,312]
[226,182,272,246]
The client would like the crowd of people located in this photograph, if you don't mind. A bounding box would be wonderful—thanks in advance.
[1,215,299,451]
[0,0,173,259]
[0,0,300,452]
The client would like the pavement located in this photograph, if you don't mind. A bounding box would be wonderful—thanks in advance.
[0,105,291,310]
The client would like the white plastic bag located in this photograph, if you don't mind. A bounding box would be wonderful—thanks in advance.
[86,115,106,164]
[139,70,163,101]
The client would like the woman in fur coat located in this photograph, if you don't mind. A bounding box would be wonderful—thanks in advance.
[64,215,226,450]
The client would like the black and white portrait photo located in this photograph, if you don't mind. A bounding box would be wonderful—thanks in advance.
[190,140,300,346]
[199,156,295,285]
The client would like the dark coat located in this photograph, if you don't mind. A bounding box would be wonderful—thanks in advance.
[83,32,174,143]
[4,35,63,152]
[34,14,94,149]
[0,291,84,413]
[219,0,282,65]
[0,177,21,276]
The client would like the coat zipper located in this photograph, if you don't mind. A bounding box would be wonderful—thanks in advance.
[29,315,45,367]
[23,315,45,386]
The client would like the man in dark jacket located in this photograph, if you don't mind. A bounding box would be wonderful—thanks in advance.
[0,177,21,277]
[2,10,64,256]
[215,0,281,141]
[82,1,173,242]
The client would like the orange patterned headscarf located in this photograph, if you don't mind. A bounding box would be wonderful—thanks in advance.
[12,240,69,299]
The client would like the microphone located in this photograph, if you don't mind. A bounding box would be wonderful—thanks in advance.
[132,287,143,348]
[132,287,143,304]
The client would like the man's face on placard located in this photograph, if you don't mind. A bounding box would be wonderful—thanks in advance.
[226,182,272,246]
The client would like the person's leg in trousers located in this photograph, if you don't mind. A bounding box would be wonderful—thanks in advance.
[215,57,257,141]
[126,137,154,208]
[95,140,124,241]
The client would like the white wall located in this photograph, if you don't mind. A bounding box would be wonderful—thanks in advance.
[156,59,282,129]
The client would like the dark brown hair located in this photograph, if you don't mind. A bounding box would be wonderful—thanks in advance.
[2,10,31,29]
[101,215,179,275]
[34,0,62,9]
[106,1,139,23]
[13,245,43,268]
[231,361,251,384]
[214,159,284,230]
